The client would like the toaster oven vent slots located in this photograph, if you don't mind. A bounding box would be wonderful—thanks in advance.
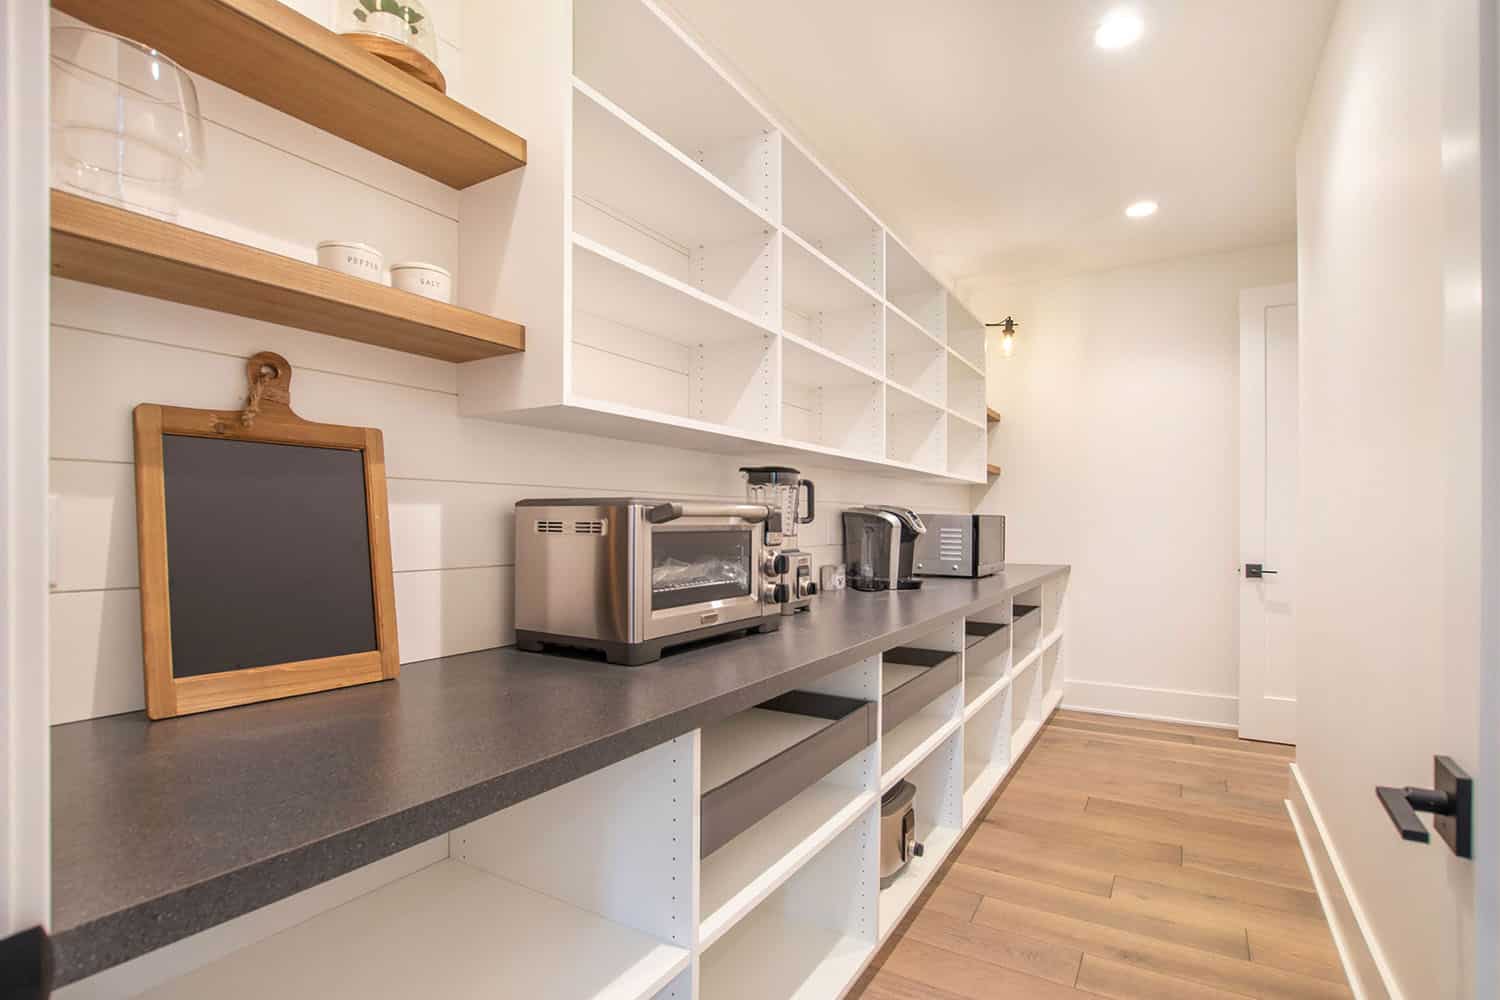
[938,527,964,560]
[535,520,564,534]
[574,520,606,535]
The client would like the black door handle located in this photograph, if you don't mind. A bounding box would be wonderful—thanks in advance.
[1376,756,1473,858]
[1245,563,1279,579]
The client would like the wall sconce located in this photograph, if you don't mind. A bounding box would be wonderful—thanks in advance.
[986,316,1019,357]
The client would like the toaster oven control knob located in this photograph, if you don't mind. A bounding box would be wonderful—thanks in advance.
[806,580,819,596]
[772,553,791,575]
[771,583,790,604]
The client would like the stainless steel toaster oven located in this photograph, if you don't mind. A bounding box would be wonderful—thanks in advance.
[514,498,781,664]
[912,513,1006,578]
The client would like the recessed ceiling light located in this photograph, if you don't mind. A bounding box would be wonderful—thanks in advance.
[1125,199,1159,218]
[1095,8,1145,50]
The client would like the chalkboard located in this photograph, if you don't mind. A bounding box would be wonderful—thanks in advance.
[134,352,399,719]
[162,435,378,677]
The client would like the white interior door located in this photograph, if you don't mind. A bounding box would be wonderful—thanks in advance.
[1238,283,1297,744]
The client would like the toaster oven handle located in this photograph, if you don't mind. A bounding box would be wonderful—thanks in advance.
[645,502,770,524]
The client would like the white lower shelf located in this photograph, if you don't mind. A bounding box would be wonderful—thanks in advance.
[141,859,690,1000]
[700,784,875,949]
[1041,686,1064,718]
[962,758,1011,823]
[700,903,874,1000]
[1042,627,1064,651]
[881,712,961,793]
[1010,718,1042,762]
[962,671,1010,720]
[1012,647,1041,678]
[877,824,961,940]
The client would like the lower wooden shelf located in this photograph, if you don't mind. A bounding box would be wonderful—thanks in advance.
[50,191,525,363]
[139,859,688,1000]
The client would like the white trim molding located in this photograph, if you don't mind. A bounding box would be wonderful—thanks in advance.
[1061,678,1238,729]
[1,0,52,936]
[1286,763,1402,1000]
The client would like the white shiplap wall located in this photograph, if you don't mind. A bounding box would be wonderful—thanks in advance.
[47,2,970,725]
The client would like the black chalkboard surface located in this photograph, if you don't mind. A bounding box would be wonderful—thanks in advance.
[162,435,378,677]
[133,352,400,719]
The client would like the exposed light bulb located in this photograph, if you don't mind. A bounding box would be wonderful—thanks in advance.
[1095,8,1145,50]
[1002,331,1016,357]
[1125,199,1159,219]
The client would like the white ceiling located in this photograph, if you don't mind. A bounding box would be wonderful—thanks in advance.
[663,0,1336,291]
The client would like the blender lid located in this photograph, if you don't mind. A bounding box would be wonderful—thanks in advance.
[739,465,802,483]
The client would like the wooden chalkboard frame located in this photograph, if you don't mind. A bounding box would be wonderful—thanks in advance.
[133,351,400,719]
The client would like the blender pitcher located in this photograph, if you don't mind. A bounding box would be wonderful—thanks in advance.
[740,467,818,614]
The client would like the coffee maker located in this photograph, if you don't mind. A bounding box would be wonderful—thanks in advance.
[841,506,926,591]
[740,466,817,614]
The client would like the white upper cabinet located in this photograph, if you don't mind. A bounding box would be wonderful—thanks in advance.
[460,0,988,483]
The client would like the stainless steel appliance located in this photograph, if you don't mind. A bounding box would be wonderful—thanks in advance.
[740,466,817,614]
[514,498,781,665]
[880,780,923,887]
[842,506,926,591]
[913,513,1006,578]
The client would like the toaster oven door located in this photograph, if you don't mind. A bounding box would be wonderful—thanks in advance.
[640,515,767,640]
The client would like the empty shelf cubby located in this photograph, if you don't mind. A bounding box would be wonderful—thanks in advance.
[700,691,877,858]
[881,647,962,734]
[964,619,1009,651]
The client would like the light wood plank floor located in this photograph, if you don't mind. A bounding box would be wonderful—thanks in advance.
[849,710,1352,1000]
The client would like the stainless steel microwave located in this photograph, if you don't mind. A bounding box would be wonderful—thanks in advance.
[912,513,1006,578]
[514,498,781,664]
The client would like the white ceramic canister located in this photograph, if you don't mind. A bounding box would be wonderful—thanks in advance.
[390,261,453,303]
[316,240,385,283]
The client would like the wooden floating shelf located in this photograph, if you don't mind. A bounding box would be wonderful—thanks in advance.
[51,192,525,363]
[987,463,1002,477]
[987,407,1002,424]
[53,0,526,189]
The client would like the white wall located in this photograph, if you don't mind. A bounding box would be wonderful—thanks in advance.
[960,243,1295,727]
[1296,1,1477,995]
[46,1,970,726]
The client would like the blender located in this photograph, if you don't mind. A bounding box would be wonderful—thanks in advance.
[740,466,818,614]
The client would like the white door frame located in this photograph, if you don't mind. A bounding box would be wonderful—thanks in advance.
[1238,282,1297,744]
[1,0,51,939]
[1442,0,1499,993]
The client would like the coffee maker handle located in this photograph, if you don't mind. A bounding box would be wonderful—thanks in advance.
[799,479,816,524]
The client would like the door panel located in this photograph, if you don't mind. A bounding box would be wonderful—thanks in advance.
[1239,284,1297,744]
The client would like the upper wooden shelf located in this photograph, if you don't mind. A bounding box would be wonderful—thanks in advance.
[986,463,1001,477]
[53,0,526,189]
[51,191,525,363]
[987,408,1002,424]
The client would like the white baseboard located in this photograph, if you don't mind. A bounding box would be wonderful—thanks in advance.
[1286,763,1402,1000]
[1061,678,1238,729]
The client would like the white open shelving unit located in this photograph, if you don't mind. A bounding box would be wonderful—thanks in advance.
[92,573,1069,1000]
[457,0,991,483]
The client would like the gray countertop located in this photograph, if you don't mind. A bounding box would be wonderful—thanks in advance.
[49,564,1067,985]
